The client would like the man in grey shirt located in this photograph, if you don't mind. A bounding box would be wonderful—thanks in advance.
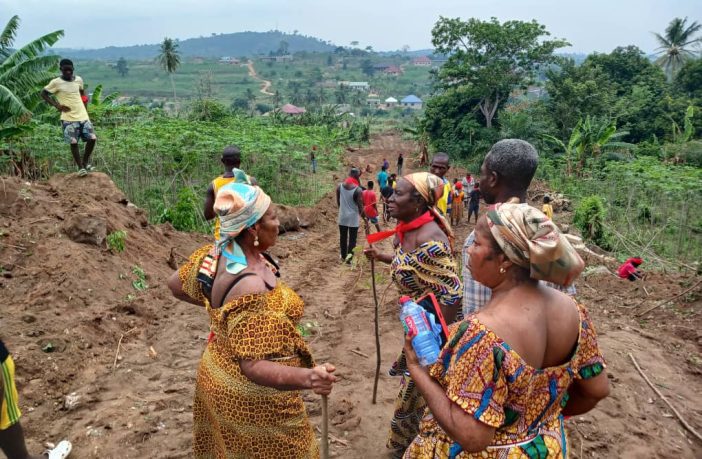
[336,168,366,264]
[463,140,576,316]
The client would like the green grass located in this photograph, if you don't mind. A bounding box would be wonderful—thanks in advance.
[74,54,435,109]
[76,59,260,102]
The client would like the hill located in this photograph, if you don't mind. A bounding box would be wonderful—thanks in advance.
[53,30,335,60]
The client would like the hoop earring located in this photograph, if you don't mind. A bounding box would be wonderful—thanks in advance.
[499,267,506,274]
[254,236,260,247]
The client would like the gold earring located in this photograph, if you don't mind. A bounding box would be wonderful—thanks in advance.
[254,236,259,247]
[499,267,506,274]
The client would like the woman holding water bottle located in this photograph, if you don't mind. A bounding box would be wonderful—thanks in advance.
[402,201,609,458]
[364,172,462,458]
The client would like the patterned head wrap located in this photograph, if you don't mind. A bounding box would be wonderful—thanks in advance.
[214,182,272,274]
[486,198,584,286]
[403,172,454,249]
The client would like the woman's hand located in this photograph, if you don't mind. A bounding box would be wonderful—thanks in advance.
[364,245,381,260]
[308,363,338,395]
[364,245,392,264]
[403,331,421,369]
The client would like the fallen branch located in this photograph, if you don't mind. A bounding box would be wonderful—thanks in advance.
[634,278,702,317]
[628,353,702,443]
[315,426,349,447]
[350,349,369,358]
[112,327,138,372]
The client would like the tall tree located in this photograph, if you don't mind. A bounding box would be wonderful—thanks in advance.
[653,17,702,80]
[0,15,63,140]
[157,37,181,103]
[431,16,568,128]
[116,57,128,77]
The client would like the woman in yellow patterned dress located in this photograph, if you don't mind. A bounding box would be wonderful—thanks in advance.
[402,201,610,459]
[168,182,337,459]
[364,172,463,458]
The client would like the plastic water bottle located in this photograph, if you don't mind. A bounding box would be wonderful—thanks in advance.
[399,296,441,366]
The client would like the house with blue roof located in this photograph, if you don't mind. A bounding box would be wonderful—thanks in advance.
[400,95,423,109]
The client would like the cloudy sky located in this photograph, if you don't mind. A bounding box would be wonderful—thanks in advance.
[4,0,701,53]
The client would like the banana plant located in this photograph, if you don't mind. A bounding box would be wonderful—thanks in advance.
[0,15,63,140]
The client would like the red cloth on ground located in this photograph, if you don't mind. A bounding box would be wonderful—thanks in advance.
[362,190,378,218]
[366,211,434,245]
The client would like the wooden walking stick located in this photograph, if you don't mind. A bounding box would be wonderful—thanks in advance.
[363,219,382,405]
[321,394,329,459]
[370,256,381,404]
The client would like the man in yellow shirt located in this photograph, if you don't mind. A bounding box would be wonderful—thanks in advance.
[41,59,97,177]
[542,195,554,219]
[204,146,254,240]
[429,152,452,218]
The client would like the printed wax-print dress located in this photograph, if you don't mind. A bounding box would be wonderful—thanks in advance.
[388,240,463,457]
[178,246,318,459]
[404,302,606,459]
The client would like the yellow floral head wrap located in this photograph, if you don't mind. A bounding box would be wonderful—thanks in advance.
[403,172,454,249]
[486,199,584,286]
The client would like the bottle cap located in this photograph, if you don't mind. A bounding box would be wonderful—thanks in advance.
[399,295,411,304]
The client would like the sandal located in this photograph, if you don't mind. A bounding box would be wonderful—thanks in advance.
[77,168,87,177]
[46,440,72,459]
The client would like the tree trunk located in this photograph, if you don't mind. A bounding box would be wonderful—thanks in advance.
[170,74,177,113]
[479,93,500,129]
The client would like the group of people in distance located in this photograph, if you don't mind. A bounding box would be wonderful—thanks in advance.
[162,138,611,458]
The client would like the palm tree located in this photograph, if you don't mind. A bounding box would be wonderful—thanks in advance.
[0,15,63,139]
[653,17,702,80]
[157,37,181,103]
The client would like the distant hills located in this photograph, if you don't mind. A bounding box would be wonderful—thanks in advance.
[53,31,335,61]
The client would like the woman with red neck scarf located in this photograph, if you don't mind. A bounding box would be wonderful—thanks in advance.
[365,172,462,458]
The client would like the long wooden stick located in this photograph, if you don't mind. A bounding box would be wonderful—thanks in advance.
[370,257,381,404]
[634,278,702,317]
[321,395,329,459]
[628,353,702,443]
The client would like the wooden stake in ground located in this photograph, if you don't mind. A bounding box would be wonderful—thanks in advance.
[628,353,702,443]
[321,394,329,459]
[370,257,381,404]
[634,278,702,317]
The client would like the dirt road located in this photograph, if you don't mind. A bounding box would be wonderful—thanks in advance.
[1,133,700,458]
[247,60,274,96]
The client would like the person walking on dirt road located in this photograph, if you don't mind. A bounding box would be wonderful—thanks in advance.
[363,181,382,232]
[397,152,404,176]
[462,139,577,317]
[337,168,366,263]
[402,203,607,458]
[41,59,97,177]
[467,183,481,223]
[0,339,72,459]
[204,145,253,241]
[364,172,462,458]
[169,182,337,459]
[429,153,451,218]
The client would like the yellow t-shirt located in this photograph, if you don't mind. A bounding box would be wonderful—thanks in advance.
[542,203,554,220]
[43,76,90,122]
[437,181,451,215]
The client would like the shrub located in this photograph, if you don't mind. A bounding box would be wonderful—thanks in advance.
[189,99,229,122]
[106,230,127,253]
[158,187,203,232]
[574,195,612,250]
